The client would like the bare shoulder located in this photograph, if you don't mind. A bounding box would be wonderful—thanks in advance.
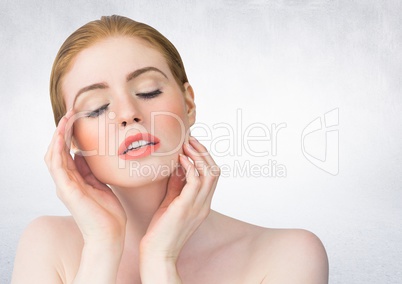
[205,212,328,283]
[20,215,79,238]
[12,216,81,284]
[16,215,81,251]
[254,228,329,284]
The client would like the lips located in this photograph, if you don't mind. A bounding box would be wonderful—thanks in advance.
[118,133,160,160]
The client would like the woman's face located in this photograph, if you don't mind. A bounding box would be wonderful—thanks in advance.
[62,36,195,188]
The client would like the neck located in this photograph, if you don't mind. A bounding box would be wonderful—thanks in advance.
[109,176,219,259]
[110,177,169,243]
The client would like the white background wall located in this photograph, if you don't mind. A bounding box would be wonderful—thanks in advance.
[1,1,401,283]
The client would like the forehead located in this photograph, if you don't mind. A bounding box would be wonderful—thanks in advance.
[62,36,171,107]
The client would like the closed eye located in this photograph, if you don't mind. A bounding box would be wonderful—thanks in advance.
[137,89,162,99]
[87,103,110,118]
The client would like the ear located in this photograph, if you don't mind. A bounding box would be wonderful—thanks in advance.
[183,82,196,127]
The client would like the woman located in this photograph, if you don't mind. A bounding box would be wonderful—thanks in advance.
[12,15,328,283]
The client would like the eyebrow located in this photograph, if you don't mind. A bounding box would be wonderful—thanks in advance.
[126,66,168,82]
[73,66,168,106]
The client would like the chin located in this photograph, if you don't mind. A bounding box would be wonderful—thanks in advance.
[94,155,180,188]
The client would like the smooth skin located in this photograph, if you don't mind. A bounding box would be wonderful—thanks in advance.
[12,37,328,284]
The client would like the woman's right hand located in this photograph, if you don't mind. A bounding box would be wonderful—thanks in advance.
[44,109,127,246]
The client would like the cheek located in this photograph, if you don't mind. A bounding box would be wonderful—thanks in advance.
[73,119,105,153]
[72,120,117,183]
[155,102,189,145]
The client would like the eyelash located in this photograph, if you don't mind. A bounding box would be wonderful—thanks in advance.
[137,89,162,99]
[87,103,110,118]
[86,90,162,118]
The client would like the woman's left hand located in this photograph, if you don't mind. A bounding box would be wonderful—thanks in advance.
[139,136,220,281]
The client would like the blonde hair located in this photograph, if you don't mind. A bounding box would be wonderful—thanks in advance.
[50,15,188,125]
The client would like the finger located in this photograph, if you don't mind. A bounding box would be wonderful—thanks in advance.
[50,135,91,208]
[56,109,79,170]
[187,137,220,205]
[64,111,75,151]
[62,109,75,152]
[189,137,214,162]
[203,175,219,206]
[50,133,76,192]
[59,128,76,171]
[74,154,92,179]
[51,118,82,184]
[49,110,71,158]
[177,153,201,203]
[159,165,186,208]
[74,154,110,192]
[53,131,75,178]
[45,110,73,165]
[57,108,73,134]
[183,143,208,177]
[65,110,88,153]
[178,154,216,212]
[186,138,220,179]
[189,137,220,175]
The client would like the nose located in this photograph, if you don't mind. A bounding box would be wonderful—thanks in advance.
[121,117,141,127]
[115,98,143,127]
